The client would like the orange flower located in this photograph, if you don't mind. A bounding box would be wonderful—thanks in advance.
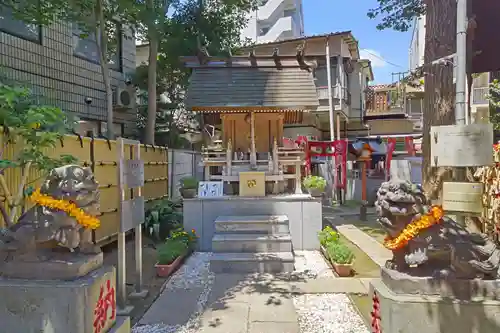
[383,205,443,250]
[191,228,196,234]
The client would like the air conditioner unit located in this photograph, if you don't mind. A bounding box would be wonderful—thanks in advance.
[113,87,136,109]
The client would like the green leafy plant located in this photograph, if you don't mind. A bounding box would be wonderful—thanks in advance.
[0,83,77,226]
[318,226,339,248]
[302,176,327,191]
[488,79,500,130]
[180,176,198,189]
[327,241,355,265]
[145,198,183,241]
[157,238,189,265]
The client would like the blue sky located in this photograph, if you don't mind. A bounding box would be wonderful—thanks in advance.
[303,0,412,84]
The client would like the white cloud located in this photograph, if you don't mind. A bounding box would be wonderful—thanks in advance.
[359,49,386,68]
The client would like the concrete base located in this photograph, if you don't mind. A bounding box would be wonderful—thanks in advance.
[109,316,131,333]
[183,195,322,251]
[0,251,103,280]
[0,265,124,333]
[370,269,500,333]
[129,289,149,299]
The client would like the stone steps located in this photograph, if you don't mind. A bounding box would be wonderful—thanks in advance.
[210,252,295,273]
[212,233,292,253]
[214,215,290,234]
[210,215,294,273]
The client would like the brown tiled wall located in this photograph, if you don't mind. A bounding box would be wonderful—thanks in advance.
[0,22,137,135]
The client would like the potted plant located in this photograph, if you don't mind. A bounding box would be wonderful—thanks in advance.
[326,241,355,277]
[155,238,189,277]
[303,175,327,197]
[318,226,339,258]
[179,177,198,198]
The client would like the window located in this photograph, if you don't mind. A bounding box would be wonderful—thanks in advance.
[0,6,41,43]
[100,122,124,137]
[259,27,269,36]
[72,22,122,71]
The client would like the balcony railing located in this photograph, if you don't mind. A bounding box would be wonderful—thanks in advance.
[472,87,489,105]
[317,85,349,102]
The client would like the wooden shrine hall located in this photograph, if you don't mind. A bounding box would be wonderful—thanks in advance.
[180,49,320,195]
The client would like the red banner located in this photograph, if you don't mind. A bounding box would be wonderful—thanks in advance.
[334,140,347,189]
[386,138,397,181]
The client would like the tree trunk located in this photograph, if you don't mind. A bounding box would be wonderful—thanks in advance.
[96,0,114,139]
[422,0,457,200]
[145,36,158,145]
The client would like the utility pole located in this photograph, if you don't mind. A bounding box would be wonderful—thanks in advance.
[455,0,467,125]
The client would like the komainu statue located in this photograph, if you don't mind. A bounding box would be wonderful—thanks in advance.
[376,180,500,279]
[0,165,101,262]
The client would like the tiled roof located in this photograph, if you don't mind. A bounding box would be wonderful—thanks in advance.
[183,57,320,112]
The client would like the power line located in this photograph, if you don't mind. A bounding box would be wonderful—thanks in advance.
[360,48,404,69]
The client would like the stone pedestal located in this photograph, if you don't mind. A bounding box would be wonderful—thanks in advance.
[370,268,500,333]
[0,265,130,333]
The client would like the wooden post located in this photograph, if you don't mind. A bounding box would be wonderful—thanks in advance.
[250,111,257,168]
[360,159,368,221]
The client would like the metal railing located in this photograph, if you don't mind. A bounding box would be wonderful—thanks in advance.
[316,85,349,101]
[472,87,489,105]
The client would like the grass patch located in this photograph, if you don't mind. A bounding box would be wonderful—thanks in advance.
[343,217,386,244]
[337,233,381,328]
[338,234,380,278]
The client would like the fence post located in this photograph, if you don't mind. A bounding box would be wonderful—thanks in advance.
[169,149,175,198]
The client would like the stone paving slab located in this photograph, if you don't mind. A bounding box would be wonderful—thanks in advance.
[249,321,300,333]
[289,277,370,295]
[198,302,249,333]
[335,224,391,267]
[138,287,205,326]
[248,293,297,323]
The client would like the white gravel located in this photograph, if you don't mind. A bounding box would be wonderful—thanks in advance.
[293,250,335,279]
[293,294,369,333]
[134,251,367,333]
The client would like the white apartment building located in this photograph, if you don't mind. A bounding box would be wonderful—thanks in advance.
[408,15,491,123]
[240,0,304,43]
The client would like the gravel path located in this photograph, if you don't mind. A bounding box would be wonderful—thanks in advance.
[133,251,368,333]
[294,294,369,333]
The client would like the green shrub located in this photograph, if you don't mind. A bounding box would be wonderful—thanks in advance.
[318,226,339,247]
[157,238,188,265]
[327,241,355,265]
[180,177,198,189]
[302,176,327,191]
[145,199,183,241]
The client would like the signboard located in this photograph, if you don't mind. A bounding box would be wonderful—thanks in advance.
[121,159,144,188]
[198,181,223,197]
[430,124,493,167]
[120,196,145,232]
[442,182,483,214]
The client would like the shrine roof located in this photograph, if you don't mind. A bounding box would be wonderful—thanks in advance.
[180,53,320,113]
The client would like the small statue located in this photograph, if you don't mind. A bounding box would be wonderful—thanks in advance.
[376,180,500,279]
[0,165,101,262]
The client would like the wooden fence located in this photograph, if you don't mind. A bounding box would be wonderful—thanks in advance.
[0,134,168,244]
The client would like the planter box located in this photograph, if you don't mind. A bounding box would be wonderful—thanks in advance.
[320,245,329,260]
[332,262,353,277]
[155,255,185,277]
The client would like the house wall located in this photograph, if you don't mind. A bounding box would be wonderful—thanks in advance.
[136,44,149,66]
[0,20,137,135]
[368,119,414,135]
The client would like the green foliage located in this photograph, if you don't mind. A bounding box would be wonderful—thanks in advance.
[367,0,425,32]
[303,176,327,191]
[170,227,198,250]
[488,80,500,130]
[132,0,255,144]
[326,241,355,265]
[180,176,198,189]
[0,82,77,171]
[145,198,183,241]
[157,237,189,265]
[318,226,339,247]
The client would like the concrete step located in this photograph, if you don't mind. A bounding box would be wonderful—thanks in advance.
[212,233,292,253]
[215,215,289,234]
[210,252,294,273]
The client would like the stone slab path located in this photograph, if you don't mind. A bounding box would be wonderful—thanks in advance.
[133,252,369,333]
